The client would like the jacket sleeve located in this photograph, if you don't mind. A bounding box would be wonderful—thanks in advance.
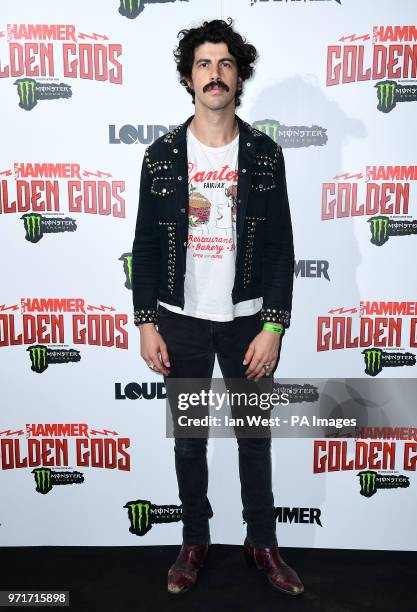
[260,144,295,329]
[131,148,160,325]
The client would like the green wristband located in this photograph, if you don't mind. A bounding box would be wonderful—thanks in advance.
[263,322,285,335]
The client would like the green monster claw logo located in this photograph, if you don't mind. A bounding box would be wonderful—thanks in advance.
[27,345,49,373]
[362,348,383,377]
[124,498,182,536]
[251,118,327,147]
[125,500,151,536]
[14,78,37,111]
[119,253,133,289]
[358,470,377,497]
[368,215,389,246]
[252,121,278,141]
[118,0,143,19]
[357,470,410,497]
[375,80,397,113]
[32,468,53,494]
[21,213,43,243]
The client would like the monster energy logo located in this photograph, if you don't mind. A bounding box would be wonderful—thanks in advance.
[119,0,143,19]
[22,213,43,243]
[358,471,410,497]
[362,348,383,377]
[32,468,53,494]
[369,215,389,246]
[253,121,278,142]
[14,78,37,111]
[358,470,377,497]
[119,253,133,289]
[375,80,397,113]
[27,345,48,373]
[126,501,151,535]
[124,499,182,536]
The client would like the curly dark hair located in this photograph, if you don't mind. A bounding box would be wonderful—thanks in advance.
[173,18,258,107]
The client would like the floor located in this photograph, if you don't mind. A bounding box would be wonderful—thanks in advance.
[2,544,415,611]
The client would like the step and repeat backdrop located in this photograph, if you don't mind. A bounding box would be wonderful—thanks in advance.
[1,0,416,550]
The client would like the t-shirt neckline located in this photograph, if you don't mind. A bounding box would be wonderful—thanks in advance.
[187,126,239,153]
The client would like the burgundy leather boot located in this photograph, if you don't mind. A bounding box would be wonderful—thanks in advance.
[167,543,209,594]
[243,537,304,595]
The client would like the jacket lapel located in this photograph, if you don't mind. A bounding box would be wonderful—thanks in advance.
[235,115,256,261]
[168,114,193,248]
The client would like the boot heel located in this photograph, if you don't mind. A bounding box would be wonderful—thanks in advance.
[243,545,256,568]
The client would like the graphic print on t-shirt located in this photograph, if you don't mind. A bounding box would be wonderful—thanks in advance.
[188,179,238,240]
[187,154,238,253]
[188,186,211,233]
[219,183,237,234]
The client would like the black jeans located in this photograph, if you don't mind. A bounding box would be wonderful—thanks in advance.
[157,303,278,548]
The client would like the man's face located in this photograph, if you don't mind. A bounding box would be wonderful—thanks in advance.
[187,41,242,111]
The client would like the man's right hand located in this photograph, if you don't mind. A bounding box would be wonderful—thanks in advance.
[139,324,171,376]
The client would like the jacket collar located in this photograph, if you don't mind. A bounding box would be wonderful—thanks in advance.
[167,113,257,147]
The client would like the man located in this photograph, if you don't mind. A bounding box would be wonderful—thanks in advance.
[131,18,303,596]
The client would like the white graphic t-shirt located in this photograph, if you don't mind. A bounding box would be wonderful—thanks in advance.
[159,126,262,321]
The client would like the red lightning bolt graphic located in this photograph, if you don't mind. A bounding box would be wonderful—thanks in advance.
[339,34,370,43]
[0,169,13,177]
[0,304,19,312]
[333,172,364,181]
[78,32,109,41]
[90,429,119,436]
[87,305,116,312]
[0,429,24,436]
[328,307,358,315]
[83,170,113,178]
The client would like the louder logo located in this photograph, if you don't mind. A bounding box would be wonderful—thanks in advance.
[115,382,166,400]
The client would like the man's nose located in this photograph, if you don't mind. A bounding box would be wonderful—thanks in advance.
[209,63,220,80]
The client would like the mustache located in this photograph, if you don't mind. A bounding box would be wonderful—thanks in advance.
[203,79,229,93]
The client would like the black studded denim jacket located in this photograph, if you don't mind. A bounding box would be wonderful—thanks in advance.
[131,113,295,329]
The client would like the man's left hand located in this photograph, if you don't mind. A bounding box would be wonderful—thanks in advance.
[243,329,282,381]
